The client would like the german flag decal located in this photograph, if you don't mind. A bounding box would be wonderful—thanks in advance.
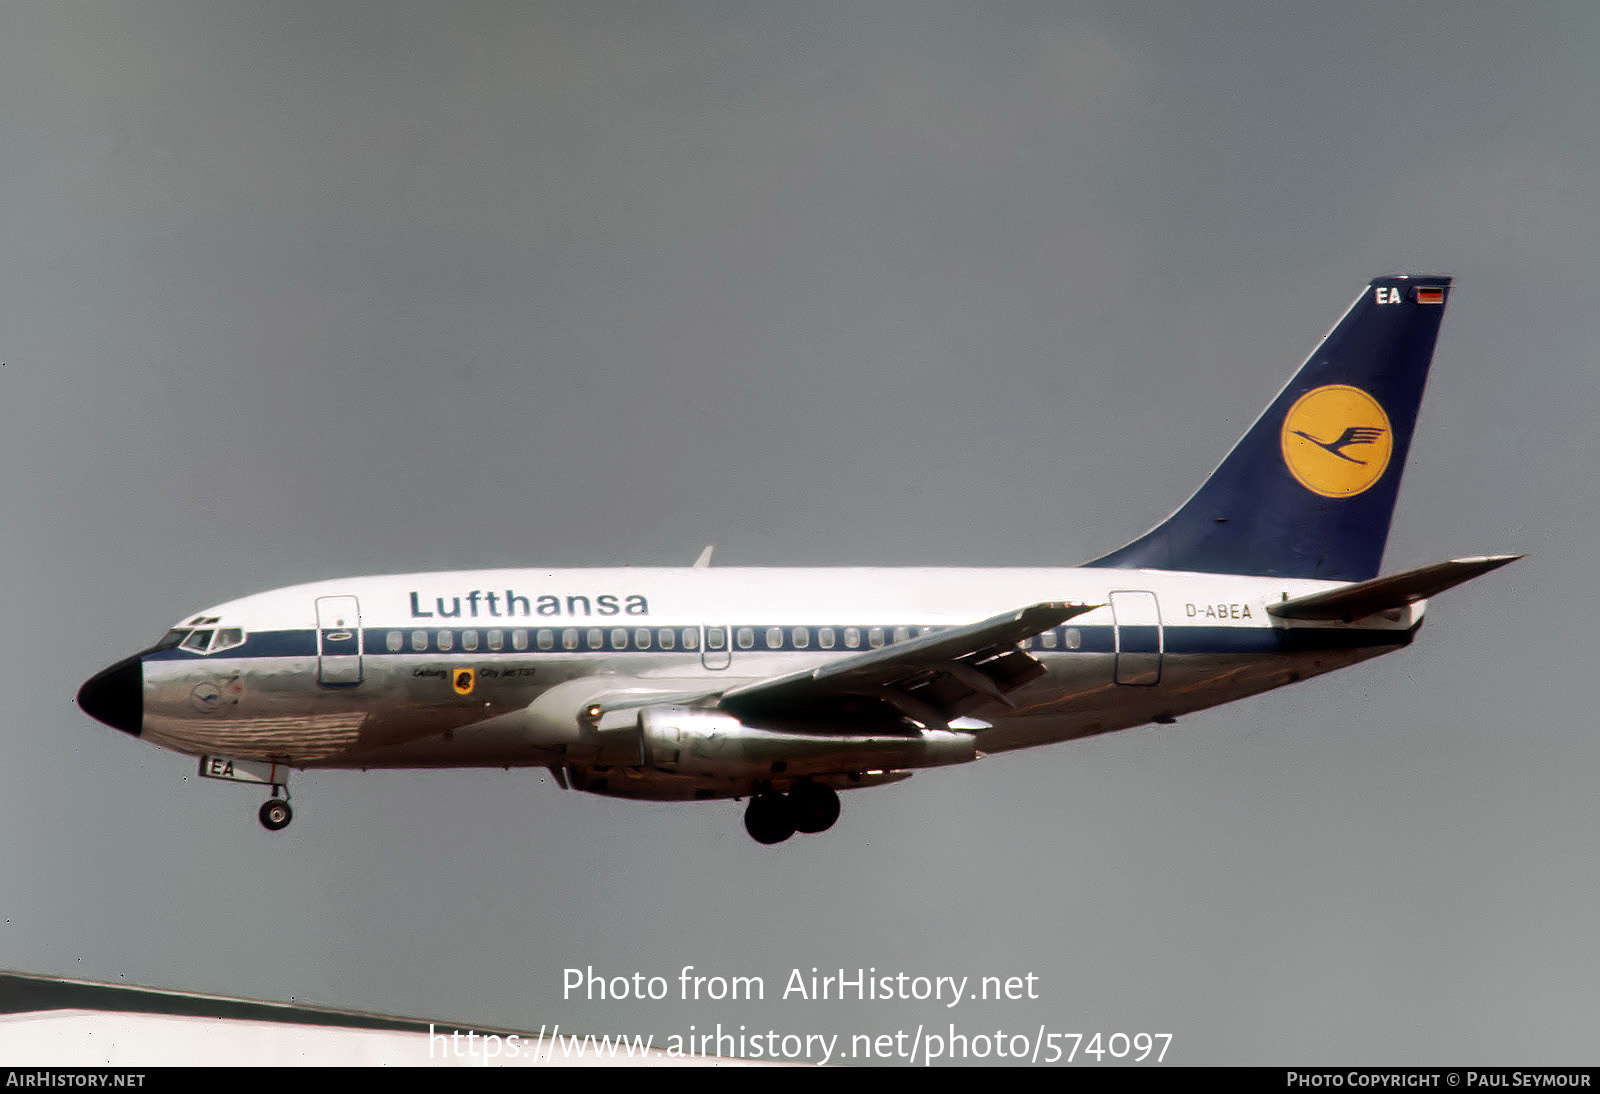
[1415,286,1445,305]
[452,668,475,696]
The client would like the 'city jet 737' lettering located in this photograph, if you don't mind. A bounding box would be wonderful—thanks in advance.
[78,275,1516,844]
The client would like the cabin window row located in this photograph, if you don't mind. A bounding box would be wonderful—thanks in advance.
[381,625,1081,655]
[384,624,945,654]
[384,627,702,654]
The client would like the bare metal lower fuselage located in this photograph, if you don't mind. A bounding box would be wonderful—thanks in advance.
[137,613,1408,802]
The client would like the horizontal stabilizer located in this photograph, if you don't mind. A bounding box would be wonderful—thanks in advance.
[1268,555,1520,622]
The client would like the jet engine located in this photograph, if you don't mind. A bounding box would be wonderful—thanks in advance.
[570,704,976,780]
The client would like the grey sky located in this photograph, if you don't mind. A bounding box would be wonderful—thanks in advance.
[2,2,1592,1064]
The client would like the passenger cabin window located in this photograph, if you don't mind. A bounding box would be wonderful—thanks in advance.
[893,626,911,644]
[1041,630,1058,649]
[487,630,503,651]
[792,627,809,649]
[561,629,579,650]
[844,627,861,649]
[736,628,754,650]
[586,628,603,650]
[387,631,403,652]
[411,630,428,651]
[765,627,783,649]
[536,630,554,651]
[868,627,885,648]
[513,630,529,651]
[611,628,628,649]
[462,630,479,651]
[437,630,454,651]
[658,628,675,650]
[683,628,700,650]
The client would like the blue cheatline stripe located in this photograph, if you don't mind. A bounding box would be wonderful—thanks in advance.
[140,620,1413,663]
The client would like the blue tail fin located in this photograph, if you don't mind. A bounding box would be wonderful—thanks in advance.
[1084,275,1451,582]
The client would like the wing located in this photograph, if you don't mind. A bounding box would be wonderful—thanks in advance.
[717,601,1099,733]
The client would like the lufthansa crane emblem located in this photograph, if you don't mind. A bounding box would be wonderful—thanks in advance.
[1280,384,1393,498]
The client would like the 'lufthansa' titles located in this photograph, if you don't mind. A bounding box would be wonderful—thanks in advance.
[410,590,650,619]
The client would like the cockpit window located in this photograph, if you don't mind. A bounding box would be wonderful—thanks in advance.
[160,622,245,655]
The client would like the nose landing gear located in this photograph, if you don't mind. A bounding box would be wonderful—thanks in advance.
[259,795,293,831]
[197,757,296,833]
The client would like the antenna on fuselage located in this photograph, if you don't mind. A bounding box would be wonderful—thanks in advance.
[693,545,715,569]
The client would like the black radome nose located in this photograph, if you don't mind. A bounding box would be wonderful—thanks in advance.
[78,655,144,736]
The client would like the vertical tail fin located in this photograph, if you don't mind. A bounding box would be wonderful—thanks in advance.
[1084,275,1451,581]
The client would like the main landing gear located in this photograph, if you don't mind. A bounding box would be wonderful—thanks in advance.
[743,780,840,845]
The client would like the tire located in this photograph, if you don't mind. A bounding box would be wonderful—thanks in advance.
[788,780,840,834]
[259,799,293,831]
[743,793,795,844]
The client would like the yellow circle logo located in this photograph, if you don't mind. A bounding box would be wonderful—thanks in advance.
[1280,385,1392,498]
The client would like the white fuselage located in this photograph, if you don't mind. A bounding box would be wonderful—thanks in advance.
[135,565,1418,800]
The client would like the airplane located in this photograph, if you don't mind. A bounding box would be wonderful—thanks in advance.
[78,274,1517,844]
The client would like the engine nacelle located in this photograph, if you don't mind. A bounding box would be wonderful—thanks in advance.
[579,705,977,780]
